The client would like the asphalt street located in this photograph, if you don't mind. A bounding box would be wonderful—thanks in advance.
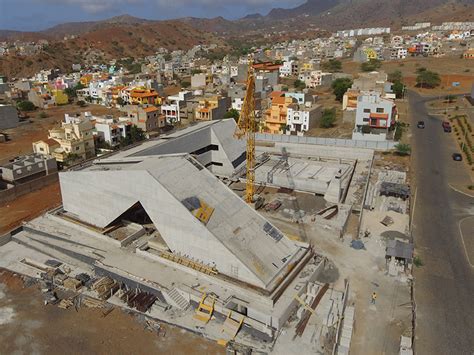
[409,91,474,354]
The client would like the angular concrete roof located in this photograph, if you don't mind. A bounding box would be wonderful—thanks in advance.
[107,119,246,176]
[60,154,305,290]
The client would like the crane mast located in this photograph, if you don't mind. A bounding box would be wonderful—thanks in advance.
[235,60,256,203]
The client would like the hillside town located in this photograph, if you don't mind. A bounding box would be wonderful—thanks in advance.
[0,10,473,355]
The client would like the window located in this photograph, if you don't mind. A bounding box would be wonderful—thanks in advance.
[363,108,370,113]
[38,162,43,168]
[39,147,44,152]
[76,146,80,151]
[376,108,384,113]
[363,117,369,122]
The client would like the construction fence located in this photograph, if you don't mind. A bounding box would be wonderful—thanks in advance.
[0,172,58,204]
[256,133,397,150]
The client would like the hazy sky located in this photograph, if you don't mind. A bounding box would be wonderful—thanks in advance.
[0,0,305,31]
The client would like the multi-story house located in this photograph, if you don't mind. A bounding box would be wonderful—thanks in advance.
[298,70,333,88]
[94,116,132,147]
[130,87,160,105]
[354,92,397,133]
[33,114,95,163]
[263,92,296,134]
[161,91,194,124]
[286,103,322,136]
[121,104,163,131]
[195,95,231,121]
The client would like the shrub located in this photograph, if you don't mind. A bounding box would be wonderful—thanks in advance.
[413,256,423,267]
[320,108,336,128]
[394,143,411,156]
[360,59,382,72]
[37,111,48,119]
[17,100,35,111]
[321,59,342,72]
[361,125,371,134]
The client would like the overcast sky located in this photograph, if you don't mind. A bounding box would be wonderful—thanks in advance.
[0,0,305,31]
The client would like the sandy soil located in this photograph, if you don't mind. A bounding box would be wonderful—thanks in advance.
[0,269,224,355]
[0,104,120,164]
[0,182,62,235]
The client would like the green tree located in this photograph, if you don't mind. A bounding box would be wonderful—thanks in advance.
[416,70,441,88]
[321,59,342,72]
[294,79,306,90]
[181,81,191,88]
[320,108,336,128]
[224,108,240,122]
[388,70,403,83]
[77,100,87,107]
[116,97,125,106]
[130,125,146,143]
[64,87,75,98]
[191,69,203,75]
[17,100,35,111]
[360,59,382,72]
[331,78,353,102]
[392,81,405,98]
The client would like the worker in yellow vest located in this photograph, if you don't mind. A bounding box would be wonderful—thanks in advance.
[371,292,377,304]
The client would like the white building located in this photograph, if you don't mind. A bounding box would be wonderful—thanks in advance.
[161,90,193,124]
[353,92,397,140]
[299,70,333,88]
[94,116,132,147]
[286,103,322,136]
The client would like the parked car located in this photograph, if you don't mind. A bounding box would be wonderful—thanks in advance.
[452,153,463,161]
[417,121,425,129]
[442,121,452,132]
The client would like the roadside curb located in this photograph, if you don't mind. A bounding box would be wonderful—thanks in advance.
[448,184,474,198]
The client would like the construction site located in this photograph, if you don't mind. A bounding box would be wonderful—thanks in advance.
[0,65,414,354]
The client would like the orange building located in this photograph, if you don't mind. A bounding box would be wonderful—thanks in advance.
[263,93,296,134]
[130,88,161,105]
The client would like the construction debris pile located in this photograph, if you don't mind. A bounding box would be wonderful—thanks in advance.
[92,276,120,300]
[118,288,157,313]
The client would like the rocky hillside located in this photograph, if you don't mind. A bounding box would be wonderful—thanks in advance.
[0,20,222,78]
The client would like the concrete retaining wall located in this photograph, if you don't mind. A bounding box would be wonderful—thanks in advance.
[256,133,396,151]
[0,173,58,204]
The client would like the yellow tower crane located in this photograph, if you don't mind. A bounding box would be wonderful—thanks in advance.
[235,60,256,204]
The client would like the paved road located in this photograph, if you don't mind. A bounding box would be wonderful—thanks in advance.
[409,91,474,354]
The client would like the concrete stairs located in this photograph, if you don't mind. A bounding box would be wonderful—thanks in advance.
[163,287,190,311]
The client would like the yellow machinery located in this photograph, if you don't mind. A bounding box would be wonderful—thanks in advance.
[194,293,215,323]
[235,59,256,203]
[217,310,245,346]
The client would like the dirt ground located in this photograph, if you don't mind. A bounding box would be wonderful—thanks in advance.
[342,56,474,95]
[0,181,62,235]
[0,269,224,355]
[307,88,353,138]
[0,103,120,164]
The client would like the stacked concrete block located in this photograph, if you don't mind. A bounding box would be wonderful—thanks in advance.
[337,305,355,354]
